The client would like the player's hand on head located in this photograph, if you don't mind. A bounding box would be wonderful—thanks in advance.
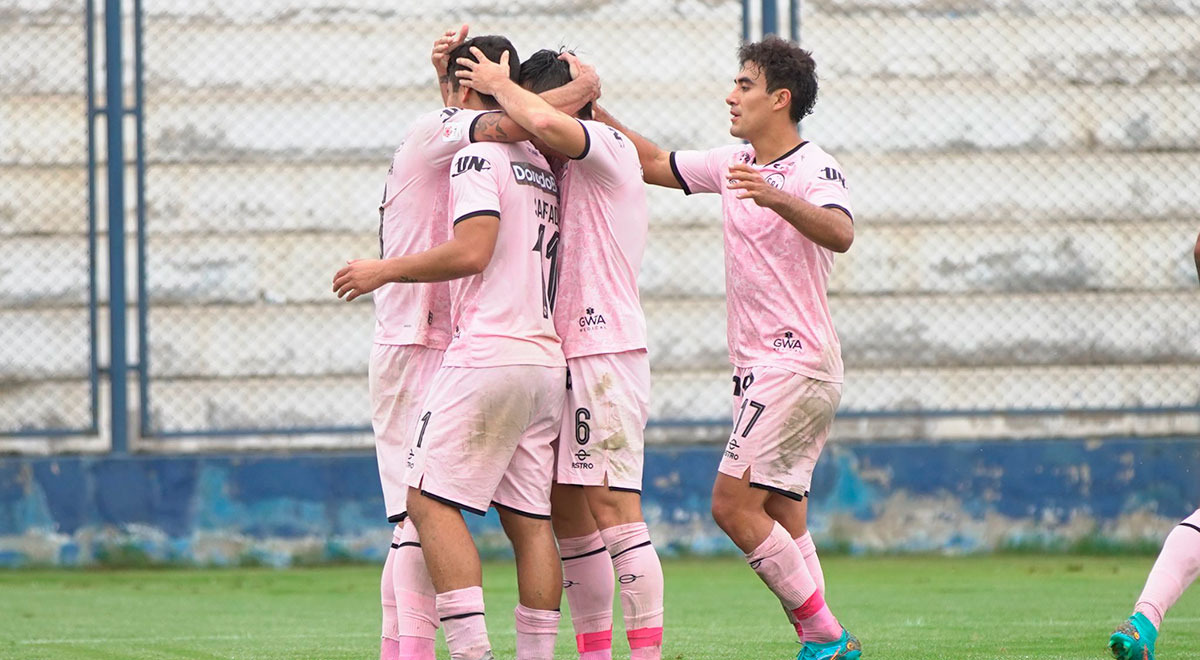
[726,163,780,208]
[560,52,601,101]
[455,47,509,95]
[431,24,469,76]
[332,259,387,302]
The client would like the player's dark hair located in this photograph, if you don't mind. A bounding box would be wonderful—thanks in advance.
[737,36,818,123]
[518,49,593,120]
[447,35,520,109]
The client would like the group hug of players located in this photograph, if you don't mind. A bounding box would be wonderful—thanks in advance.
[331,24,1200,660]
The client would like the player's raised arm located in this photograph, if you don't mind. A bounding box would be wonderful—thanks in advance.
[432,24,470,106]
[455,48,588,158]
[591,104,679,189]
[445,42,599,144]
[726,163,854,253]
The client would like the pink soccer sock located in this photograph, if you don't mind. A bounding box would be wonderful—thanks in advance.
[381,526,401,660]
[601,522,664,660]
[515,604,560,660]
[787,531,827,639]
[747,522,840,643]
[559,531,615,660]
[393,522,437,659]
[795,532,826,595]
[792,590,843,644]
[436,587,490,660]
[1134,509,1200,630]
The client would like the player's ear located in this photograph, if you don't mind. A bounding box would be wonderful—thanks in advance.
[772,88,791,114]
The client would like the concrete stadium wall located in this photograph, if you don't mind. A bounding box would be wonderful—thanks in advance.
[3,2,1199,457]
[1,437,1197,566]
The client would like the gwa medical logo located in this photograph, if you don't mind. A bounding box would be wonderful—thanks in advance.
[773,331,802,352]
[579,306,607,331]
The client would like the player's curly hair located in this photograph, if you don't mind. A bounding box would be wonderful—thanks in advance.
[448,36,520,108]
[738,36,818,123]
[518,49,593,120]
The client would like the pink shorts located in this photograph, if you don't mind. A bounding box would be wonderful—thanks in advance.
[555,350,650,491]
[406,365,566,519]
[718,366,842,500]
[369,343,444,522]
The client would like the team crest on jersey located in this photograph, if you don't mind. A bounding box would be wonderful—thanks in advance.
[579,306,607,331]
[441,123,463,142]
[764,172,785,189]
[772,331,803,352]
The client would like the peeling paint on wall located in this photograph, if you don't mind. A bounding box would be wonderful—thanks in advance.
[0,437,1195,566]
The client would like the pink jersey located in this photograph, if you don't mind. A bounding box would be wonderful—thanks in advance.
[670,141,852,383]
[441,140,566,368]
[373,107,489,348]
[554,120,648,359]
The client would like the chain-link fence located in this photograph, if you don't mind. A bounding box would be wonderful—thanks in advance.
[0,1,98,437]
[2,0,1197,447]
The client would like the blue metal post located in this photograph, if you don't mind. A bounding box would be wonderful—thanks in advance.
[790,0,801,43]
[741,0,751,43]
[104,0,128,453]
[86,0,100,435]
[762,0,778,37]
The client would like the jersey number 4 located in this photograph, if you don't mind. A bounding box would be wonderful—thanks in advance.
[532,223,561,319]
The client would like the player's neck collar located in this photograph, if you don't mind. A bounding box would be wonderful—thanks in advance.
[753,141,808,166]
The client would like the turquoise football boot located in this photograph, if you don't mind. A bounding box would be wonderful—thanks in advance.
[1109,612,1157,660]
[795,629,862,660]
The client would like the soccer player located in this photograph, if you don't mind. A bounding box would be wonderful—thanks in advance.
[336,41,572,660]
[337,30,595,660]
[1109,510,1200,660]
[594,36,861,660]
[456,48,666,660]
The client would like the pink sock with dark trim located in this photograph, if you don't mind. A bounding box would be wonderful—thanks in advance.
[381,526,401,660]
[394,522,437,659]
[601,522,664,660]
[1135,509,1200,630]
[747,522,840,642]
[559,531,614,660]
[514,604,560,660]
[436,587,490,660]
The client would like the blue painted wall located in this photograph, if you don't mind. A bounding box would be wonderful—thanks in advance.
[1,437,1196,566]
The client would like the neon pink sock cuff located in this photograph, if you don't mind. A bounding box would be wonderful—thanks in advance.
[626,626,664,649]
[576,629,613,652]
[792,590,827,620]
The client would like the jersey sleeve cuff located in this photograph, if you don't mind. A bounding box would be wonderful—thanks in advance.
[821,203,853,222]
[569,119,591,160]
[468,111,499,143]
[454,209,500,225]
[668,151,693,195]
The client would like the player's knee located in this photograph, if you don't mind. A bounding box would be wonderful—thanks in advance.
[588,489,642,529]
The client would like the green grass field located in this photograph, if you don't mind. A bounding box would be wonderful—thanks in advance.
[2,556,1197,660]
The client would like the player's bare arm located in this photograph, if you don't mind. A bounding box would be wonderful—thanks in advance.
[591,104,679,189]
[456,48,588,158]
[468,56,599,144]
[332,214,500,301]
[432,24,470,106]
[727,163,853,253]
